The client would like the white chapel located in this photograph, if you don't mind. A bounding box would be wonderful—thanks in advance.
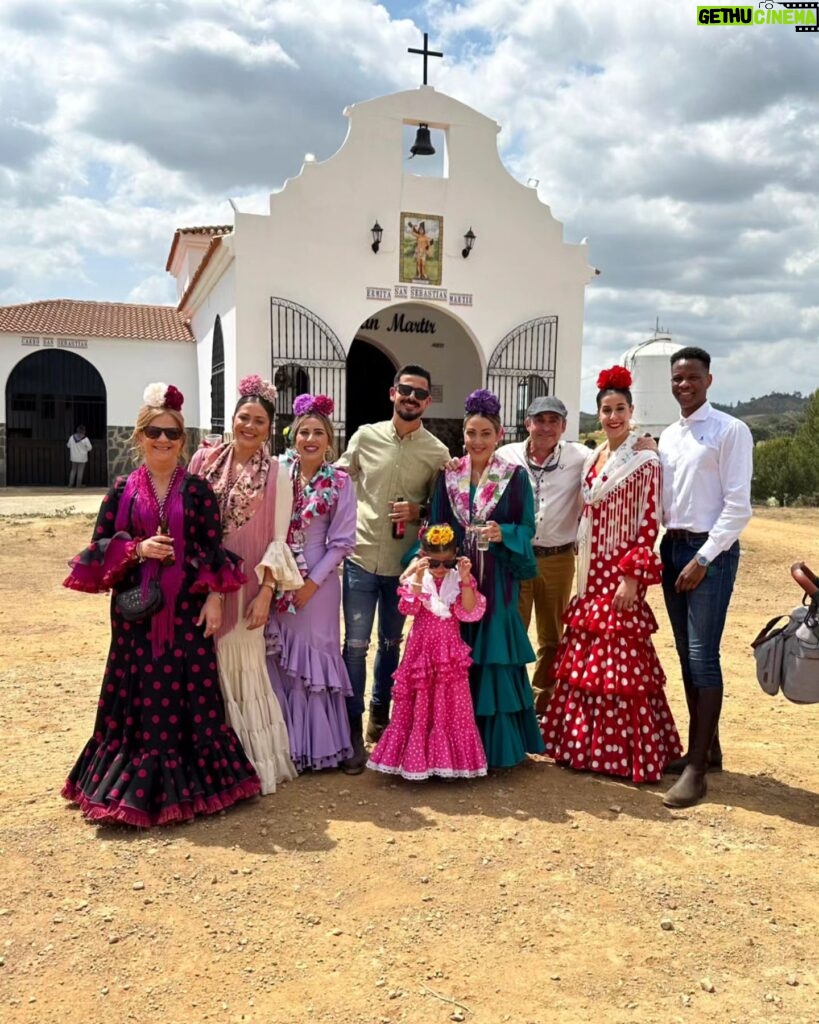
[0,81,594,486]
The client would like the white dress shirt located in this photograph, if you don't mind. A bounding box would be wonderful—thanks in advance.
[658,401,753,563]
[496,439,586,547]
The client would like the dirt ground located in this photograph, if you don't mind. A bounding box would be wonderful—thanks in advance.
[1,506,818,1024]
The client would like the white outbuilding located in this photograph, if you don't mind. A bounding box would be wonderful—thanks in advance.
[621,333,682,437]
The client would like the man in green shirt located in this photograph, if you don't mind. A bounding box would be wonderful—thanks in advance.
[337,364,450,772]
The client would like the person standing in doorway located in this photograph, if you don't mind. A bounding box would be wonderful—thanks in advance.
[336,365,450,773]
[496,396,586,715]
[67,425,93,486]
[659,347,753,809]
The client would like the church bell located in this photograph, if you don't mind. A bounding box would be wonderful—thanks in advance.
[409,123,435,158]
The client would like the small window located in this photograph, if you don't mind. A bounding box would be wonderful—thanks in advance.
[211,316,225,433]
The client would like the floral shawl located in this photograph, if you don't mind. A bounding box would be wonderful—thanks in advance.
[444,453,517,528]
[192,441,270,535]
[276,451,347,614]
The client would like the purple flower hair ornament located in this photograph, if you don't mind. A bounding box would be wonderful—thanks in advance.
[464,388,501,417]
[293,393,335,417]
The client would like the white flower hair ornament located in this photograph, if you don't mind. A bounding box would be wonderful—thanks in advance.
[143,382,184,411]
[143,382,167,407]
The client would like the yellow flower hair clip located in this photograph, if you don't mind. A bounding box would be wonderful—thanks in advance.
[425,523,455,546]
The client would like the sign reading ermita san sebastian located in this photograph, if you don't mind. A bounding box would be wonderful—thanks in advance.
[366,286,473,307]
[21,336,89,349]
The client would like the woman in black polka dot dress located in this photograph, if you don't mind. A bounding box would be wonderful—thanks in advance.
[62,383,260,826]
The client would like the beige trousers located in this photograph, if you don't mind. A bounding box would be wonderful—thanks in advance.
[518,549,576,715]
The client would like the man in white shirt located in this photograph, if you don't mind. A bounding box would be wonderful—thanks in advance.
[66,425,93,486]
[658,347,753,808]
[496,396,586,714]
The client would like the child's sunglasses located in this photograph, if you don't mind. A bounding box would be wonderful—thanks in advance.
[143,425,184,441]
[427,557,458,569]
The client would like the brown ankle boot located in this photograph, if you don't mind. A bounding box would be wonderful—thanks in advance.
[365,703,390,745]
[340,716,367,775]
[664,688,722,808]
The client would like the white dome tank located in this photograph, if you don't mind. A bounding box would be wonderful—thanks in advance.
[621,333,680,437]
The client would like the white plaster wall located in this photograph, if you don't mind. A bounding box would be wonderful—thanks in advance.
[189,262,237,430]
[183,87,593,435]
[0,336,198,423]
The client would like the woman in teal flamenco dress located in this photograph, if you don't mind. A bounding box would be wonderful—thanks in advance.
[428,389,544,768]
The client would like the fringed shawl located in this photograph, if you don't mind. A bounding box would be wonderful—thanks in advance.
[576,434,661,597]
[115,465,185,659]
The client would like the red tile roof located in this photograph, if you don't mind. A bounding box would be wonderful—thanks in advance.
[165,224,233,271]
[0,299,193,342]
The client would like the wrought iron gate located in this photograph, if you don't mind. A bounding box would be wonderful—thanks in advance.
[486,316,558,442]
[270,298,347,452]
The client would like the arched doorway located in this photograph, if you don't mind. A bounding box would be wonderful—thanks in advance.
[5,350,107,485]
[345,338,395,441]
[352,302,483,454]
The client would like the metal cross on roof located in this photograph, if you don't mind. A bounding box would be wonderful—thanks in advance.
[408,32,443,85]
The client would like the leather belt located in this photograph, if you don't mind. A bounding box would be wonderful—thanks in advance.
[664,529,710,541]
[532,542,575,557]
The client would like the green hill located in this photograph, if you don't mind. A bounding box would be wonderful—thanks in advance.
[579,392,810,443]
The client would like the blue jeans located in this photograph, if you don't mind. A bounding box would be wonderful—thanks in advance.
[342,560,405,718]
[660,534,740,690]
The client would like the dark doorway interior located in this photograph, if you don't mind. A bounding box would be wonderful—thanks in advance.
[345,337,395,442]
[6,350,107,485]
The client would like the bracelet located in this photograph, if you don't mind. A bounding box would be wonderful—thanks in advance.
[135,541,146,563]
[259,581,275,592]
[208,591,226,601]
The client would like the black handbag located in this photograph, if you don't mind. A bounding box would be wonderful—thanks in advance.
[115,578,164,622]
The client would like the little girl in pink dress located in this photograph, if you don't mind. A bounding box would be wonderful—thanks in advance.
[367,524,488,781]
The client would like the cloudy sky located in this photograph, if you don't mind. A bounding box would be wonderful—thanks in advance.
[1,0,817,407]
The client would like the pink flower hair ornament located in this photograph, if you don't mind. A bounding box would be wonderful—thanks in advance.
[464,388,501,417]
[293,393,335,417]
[239,374,278,404]
[143,382,184,411]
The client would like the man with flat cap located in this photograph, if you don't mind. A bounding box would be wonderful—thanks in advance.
[497,396,586,714]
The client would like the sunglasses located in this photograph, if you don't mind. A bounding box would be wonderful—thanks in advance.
[426,557,458,569]
[396,383,431,401]
[143,425,184,441]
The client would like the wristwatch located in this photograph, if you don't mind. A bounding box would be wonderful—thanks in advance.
[695,554,710,568]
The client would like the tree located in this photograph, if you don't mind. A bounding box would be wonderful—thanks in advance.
[752,436,816,507]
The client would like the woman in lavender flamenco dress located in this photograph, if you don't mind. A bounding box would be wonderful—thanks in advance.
[259,394,357,771]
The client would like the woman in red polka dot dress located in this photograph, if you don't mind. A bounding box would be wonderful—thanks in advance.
[62,383,261,826]
[541,366,682,783]
[367,524,488,781]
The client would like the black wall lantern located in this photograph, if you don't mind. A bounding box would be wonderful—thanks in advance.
[371,221,383,253]
[409,124,436,159]
[462,227,476,259]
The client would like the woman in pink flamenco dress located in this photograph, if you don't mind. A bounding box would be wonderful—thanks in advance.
[368,524,488,781]
[541,366,682,783]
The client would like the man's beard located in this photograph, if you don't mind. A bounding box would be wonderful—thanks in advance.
[395,404,422,422]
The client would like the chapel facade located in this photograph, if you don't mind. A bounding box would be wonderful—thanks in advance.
[0,85,594,486]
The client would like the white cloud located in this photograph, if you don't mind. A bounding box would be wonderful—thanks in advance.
[0,0,816,408]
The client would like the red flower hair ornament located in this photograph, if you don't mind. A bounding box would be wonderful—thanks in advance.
[143,382,184,411]
[293,393,335,417]
[596,365,632,392]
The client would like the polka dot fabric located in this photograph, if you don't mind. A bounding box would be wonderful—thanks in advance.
[62,474,260,826]
[368,579,488,781]
[541,460,682,783]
